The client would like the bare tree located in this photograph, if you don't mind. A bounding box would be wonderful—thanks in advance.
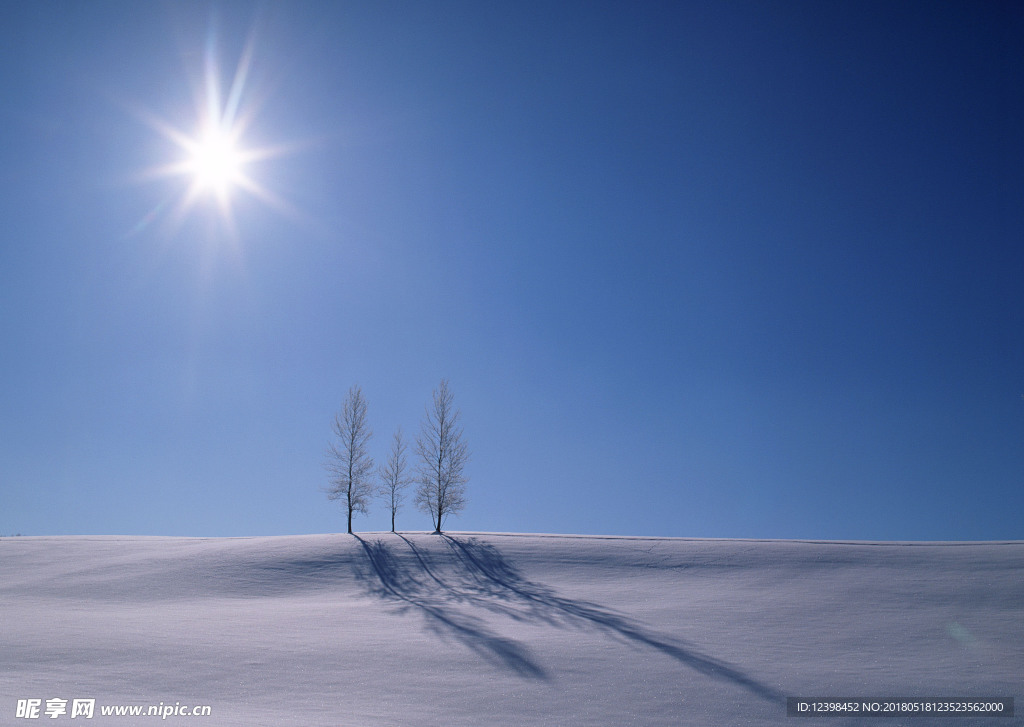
[378,426,413,533]
[415,378,469,533]
[325,385,374,534]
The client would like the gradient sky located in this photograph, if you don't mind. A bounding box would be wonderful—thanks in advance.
[2,1,1022,540]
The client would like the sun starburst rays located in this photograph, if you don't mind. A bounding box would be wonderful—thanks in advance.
[130,25,297,240]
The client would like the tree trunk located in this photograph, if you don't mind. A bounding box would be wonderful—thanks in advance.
[347,460,354,534]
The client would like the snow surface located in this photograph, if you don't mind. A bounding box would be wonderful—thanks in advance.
[2,532,1021,726]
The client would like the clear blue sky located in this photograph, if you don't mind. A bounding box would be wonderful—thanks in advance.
[2,1,1021,540]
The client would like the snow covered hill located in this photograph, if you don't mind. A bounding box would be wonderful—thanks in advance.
[2,533,1021,726]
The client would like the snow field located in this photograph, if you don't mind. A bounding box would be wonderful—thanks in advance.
[2,533,1021,726]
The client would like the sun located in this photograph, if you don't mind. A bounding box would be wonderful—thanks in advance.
[131,24,297,237]
[188,123,244,197]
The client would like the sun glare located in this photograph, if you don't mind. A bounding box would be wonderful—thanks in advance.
[131,24,297,237]
[188,124,243,196]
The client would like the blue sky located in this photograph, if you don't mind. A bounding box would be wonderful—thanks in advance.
[1,1,1021,540]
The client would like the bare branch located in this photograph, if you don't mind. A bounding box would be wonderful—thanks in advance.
[415,379,469,533]
[378,426,413,532]
[325,385,374,534]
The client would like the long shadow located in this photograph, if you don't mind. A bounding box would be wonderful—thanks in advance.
[440,535,784,702]
[352,535,548,680]
[353,533,783,702]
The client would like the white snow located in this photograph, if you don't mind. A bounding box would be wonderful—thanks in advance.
[2,532,1021,726]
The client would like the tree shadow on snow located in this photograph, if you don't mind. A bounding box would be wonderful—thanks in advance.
[352,534,549,680]
[352,534,783,702]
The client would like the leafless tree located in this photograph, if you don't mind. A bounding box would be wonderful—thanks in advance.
[378,426,413,533]
[325,385,374,534]
[415,378,469,533]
